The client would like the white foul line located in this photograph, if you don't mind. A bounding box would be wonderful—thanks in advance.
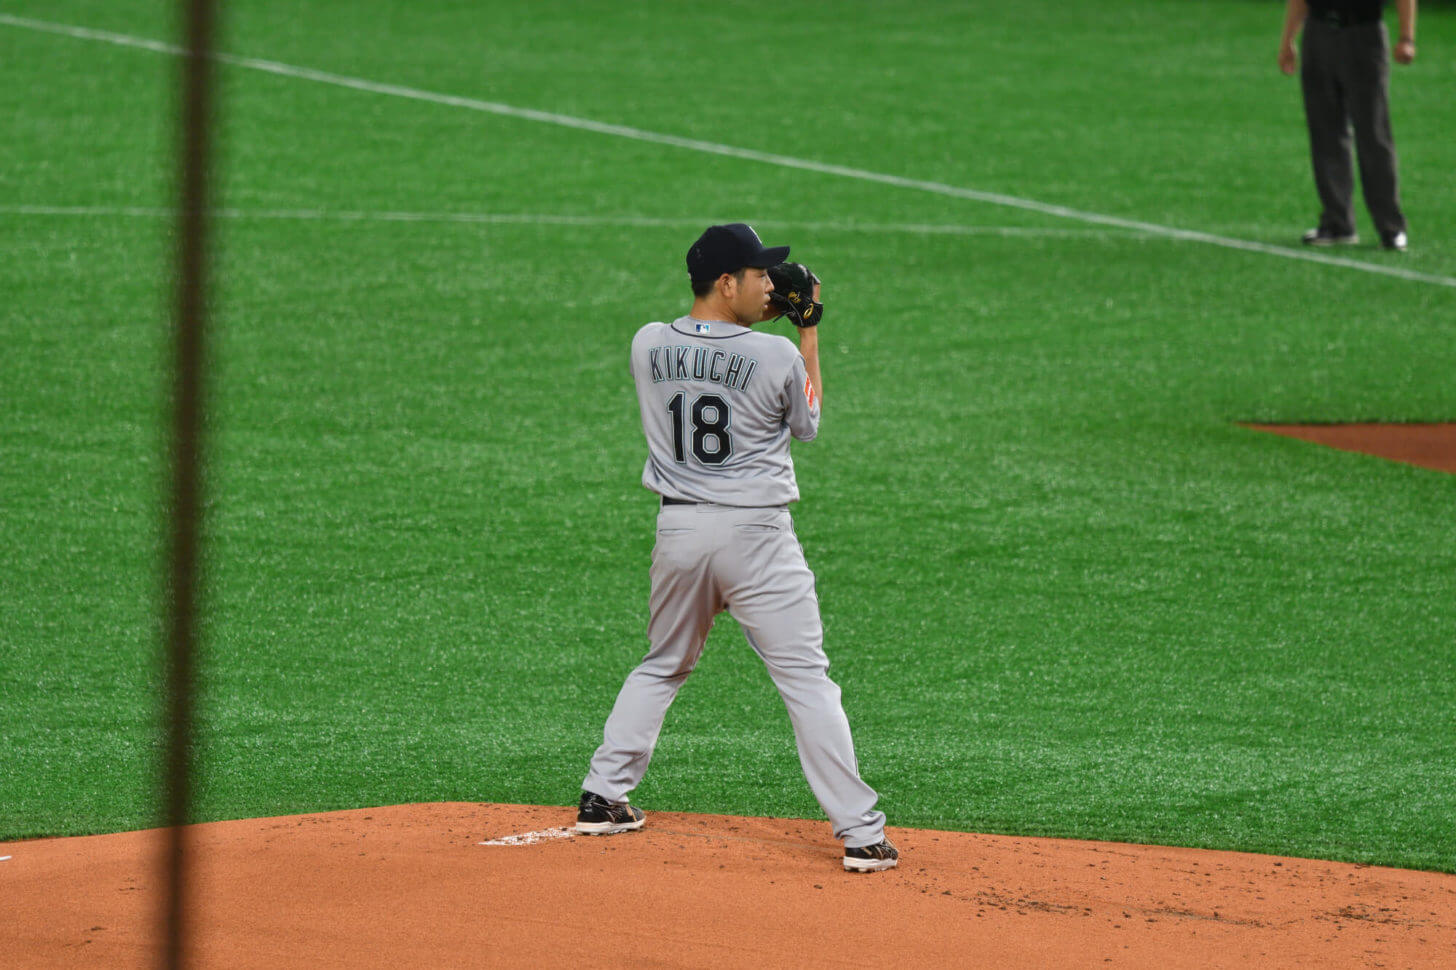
[0,204,1149,238]
[3,12,1454,290]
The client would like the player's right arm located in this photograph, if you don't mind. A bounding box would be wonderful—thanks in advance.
[1278,0,1307,75]
[783,333,822,443]
[798,275,823,405]
[798,326,822,408]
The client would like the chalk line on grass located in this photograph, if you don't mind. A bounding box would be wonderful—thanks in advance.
[3,12,1454,289]
[0,204,1149,238]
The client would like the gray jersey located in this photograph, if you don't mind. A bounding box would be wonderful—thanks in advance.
[630,316,820,507]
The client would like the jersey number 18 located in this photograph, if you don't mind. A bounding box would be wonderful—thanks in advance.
[667,392,732,465]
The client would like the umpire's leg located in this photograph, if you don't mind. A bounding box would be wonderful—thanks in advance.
[1343,22,1406,240]
[1301,20,1357,236]
[720,507,887,848]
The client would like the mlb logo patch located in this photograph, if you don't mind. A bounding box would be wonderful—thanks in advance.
[694,322,712,335]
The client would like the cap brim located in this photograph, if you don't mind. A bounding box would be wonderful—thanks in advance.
[746,244,791,268]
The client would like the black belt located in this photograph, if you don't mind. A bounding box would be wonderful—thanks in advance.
[1309,9,1380,28]
[660,496,789,511]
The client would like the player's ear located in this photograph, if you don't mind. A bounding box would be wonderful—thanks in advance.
[717,273,734,299]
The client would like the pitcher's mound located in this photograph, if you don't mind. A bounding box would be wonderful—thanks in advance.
[1245,422,1456,474]
[5,802,1454,968]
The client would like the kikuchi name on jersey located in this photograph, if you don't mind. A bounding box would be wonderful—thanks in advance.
[648,346,759,391]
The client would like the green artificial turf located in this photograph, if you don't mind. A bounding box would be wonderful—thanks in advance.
[2,0,1453,872]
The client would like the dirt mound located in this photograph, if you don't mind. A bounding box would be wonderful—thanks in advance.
[4,803,1453,968]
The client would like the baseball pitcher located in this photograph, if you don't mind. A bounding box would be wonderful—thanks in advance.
[575,223,897,873]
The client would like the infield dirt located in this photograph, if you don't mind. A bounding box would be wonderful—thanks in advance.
[1244,422,1456,475]
[5,802,1454,968]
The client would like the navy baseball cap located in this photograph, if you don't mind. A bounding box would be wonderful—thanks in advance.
[686,223,790,282]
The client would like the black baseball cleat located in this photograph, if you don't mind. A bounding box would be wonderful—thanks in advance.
[575,790,646,835]
[1301,228,1358,247]
[843,838,899,872]
[1381,231,1409,252]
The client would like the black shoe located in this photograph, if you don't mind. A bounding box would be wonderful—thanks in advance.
[575,790,645,835]
[843,838,899,872]
[1302,228,1358,246]
[1381,231,1409,252]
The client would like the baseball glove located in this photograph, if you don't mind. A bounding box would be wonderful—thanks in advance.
[767,262,824,328]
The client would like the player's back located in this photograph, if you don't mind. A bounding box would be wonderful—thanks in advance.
[629,316,820,507]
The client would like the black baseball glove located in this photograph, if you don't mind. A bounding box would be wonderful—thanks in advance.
[767,262,823,328]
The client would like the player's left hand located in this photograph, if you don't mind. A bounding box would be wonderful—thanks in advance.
[766,262,824,328]
[1394,39,1416,65]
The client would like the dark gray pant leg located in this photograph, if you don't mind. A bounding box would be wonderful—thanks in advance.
[1301,22,1356,236]
[1342,22,1406,237]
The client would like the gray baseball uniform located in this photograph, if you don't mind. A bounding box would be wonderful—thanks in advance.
[581,315,887,848]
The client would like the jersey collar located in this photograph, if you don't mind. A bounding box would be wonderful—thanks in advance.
[672,316,753,339]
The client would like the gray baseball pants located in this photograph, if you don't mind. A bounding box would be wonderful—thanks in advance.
[583,502,887,848]
[1300,19,1406,239]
